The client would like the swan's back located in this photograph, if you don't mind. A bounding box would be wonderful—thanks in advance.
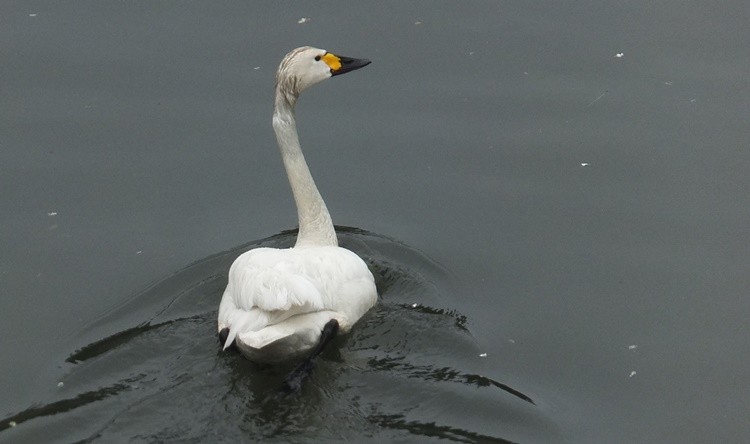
[218,245,377,362]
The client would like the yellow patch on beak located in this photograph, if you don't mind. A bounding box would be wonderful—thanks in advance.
[321,53,342,72]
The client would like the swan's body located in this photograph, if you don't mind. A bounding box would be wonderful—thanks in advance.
[217,47,376,363]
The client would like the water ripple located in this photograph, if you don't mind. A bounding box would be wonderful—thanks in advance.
[0,228,558,443]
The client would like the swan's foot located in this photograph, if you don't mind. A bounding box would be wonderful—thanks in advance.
[282,319,339,394]
[218,327,237,351]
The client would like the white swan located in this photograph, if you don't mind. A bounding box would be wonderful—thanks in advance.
[217,47,377,364]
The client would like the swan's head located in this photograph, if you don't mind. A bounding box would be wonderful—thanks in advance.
[276,46,371,97]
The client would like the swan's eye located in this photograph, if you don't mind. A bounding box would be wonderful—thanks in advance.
[315,55,321,61]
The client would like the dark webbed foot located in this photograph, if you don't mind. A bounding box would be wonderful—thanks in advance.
[282,319,340,393]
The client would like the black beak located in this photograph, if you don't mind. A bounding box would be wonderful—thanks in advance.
[331,56,371,76]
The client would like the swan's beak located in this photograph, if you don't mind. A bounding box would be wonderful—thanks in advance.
[323,52,371,76]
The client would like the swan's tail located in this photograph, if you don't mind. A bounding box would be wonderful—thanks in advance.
[221,310,267,351]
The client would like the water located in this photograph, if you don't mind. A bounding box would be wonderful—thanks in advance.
[2,1,749,442]
[1,229,555,442]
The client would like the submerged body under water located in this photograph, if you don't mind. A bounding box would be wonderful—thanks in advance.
[0,228,559,443]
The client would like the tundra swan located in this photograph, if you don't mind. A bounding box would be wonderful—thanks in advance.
[217,47,377,368]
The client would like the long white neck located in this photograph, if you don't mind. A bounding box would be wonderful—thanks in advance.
[272,89,338,247]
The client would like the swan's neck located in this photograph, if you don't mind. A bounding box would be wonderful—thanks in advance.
[273,90,338,247]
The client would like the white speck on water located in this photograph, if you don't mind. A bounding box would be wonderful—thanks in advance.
[29,13,37,17]
[414,21,422,25]
[136,250,143,255]
[615,52,624,58]
[8,421,16,427]
[629,371,637,378]
[297,17,308,24]
[468,51,474,56]
[690,98,697,103]
[411,303,418,308]
[508,339,515,344]
[47,211,57,216]
[581,162,589,167]
[253,67,260,70]
[628,344,638,350]
[57,381,64,388]
[665,81,673,86]
[479,353,488,357]
[587,91,607,107]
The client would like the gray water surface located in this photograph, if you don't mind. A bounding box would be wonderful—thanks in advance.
[2,1,749,442]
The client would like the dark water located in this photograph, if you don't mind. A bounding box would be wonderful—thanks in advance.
[2,229,556,442]
[2,1,749,442]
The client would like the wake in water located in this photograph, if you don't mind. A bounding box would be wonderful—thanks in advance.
[1,228,555,443]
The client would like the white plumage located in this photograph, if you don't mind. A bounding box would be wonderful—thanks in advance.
[217,47,377,363]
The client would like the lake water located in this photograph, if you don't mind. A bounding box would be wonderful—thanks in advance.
[1,1,748,442]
